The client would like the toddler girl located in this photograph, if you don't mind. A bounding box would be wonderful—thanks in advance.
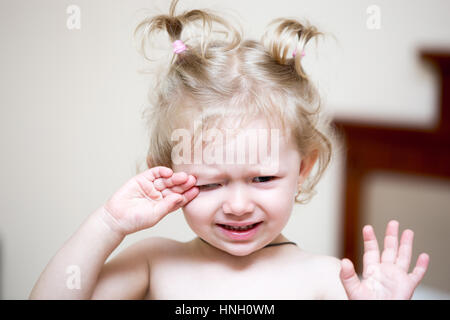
[30,0,429,299]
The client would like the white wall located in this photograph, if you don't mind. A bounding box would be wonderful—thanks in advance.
[1,0,449,299]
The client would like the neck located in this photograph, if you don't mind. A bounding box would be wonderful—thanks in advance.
[193,233,292,263]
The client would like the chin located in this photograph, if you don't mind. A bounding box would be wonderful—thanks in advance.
[225,249,254,257]
[220,243,261,257]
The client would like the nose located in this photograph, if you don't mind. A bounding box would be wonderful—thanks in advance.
[222,183,255,216]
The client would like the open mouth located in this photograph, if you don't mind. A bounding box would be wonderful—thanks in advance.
[217,222,263,232]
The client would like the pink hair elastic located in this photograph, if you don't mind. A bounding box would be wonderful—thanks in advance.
[293,49,305,57]
[173,40,187,54]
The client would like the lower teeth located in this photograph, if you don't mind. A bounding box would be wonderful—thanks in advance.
[222,223,257,231]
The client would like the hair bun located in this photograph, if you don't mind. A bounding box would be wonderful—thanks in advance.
[133,0,242,64]
[261,17,323,80]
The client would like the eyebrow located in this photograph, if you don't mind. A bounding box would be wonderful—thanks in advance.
[189,169,227,179]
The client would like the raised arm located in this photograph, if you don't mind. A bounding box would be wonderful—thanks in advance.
[29,206,125,299]
[91,236,176,299]
[29,166,199,299]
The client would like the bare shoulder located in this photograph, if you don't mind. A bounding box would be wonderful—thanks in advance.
[131,236,187,255]
[305,253,348,300]
[93,236,184,299]
[101,236,184,272]
[130,236,192,262]
[137,236,183,249]
[287,250,342,276]
[309,254,342,271]
[284,246,340,266]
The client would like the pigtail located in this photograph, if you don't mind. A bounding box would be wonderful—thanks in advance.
[132,0,184,64]
[261,18,323,80]
[133,0,242,65]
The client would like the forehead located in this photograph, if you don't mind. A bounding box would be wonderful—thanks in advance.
[173,132,299,178]
[185,163,278,178]
[171,113,300,177]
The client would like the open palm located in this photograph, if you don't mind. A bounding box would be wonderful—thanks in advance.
[340,220,430,299]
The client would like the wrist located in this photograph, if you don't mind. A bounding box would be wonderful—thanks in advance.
[91,206,127,242]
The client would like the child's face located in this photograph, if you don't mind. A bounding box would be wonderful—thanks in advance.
[173,117,315,257]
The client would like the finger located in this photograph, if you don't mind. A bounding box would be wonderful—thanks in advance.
[158,174,197,197]
[153,172,189,191]
[381,220,399,264]
[362,225,380,278]
[176,186,200,207]
[141,166,173,182]
[340,258,361,299]
[409,253,430,286]
[159,185,200,212]
[168,175,197,194]
[152,193,184,220]
[395,229,414,272]
[135,174,164,200]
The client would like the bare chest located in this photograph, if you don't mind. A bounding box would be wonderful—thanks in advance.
[148,258,320,299]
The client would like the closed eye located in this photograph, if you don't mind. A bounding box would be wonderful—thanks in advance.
[197,176,276,191]
[197,183,222,191]
[252,176,276,183]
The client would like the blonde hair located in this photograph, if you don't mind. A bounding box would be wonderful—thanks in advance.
[133,0,341,204]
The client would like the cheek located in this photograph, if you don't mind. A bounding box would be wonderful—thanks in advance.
[258,189,295,233]
[256,187,294,216]
[182,179,297,221]
[182,193,218,222]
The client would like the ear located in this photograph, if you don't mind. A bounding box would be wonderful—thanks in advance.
[298,149,319,184]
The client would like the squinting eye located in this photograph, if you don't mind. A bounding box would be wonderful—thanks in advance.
[197,183,221,191]
[253,176,276,183]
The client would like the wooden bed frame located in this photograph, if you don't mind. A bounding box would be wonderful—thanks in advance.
[332,49,450,273]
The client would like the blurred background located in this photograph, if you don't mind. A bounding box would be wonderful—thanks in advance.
[0,0,449,299]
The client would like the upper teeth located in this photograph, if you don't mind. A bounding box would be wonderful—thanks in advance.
[223,223,257,231]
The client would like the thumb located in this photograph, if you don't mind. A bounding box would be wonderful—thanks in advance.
[340,258,360,299]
